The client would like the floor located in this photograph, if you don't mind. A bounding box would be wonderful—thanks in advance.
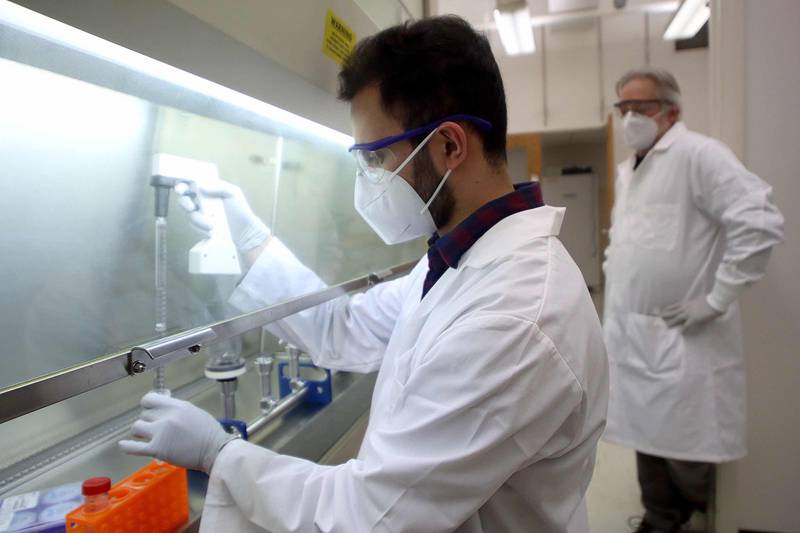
[586,441,714,532]
[586,440,645,532]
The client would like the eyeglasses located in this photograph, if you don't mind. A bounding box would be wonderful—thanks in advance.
[613,99,671,117]
[351,146,399,186]
[349,114,492,184]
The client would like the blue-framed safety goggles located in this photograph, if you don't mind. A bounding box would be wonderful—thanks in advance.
[348,114,493,184]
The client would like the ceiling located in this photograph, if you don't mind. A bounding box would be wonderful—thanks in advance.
[430,0,678,29]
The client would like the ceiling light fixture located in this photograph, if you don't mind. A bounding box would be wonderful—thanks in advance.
[663,0,709,40]
[493,1,535,56]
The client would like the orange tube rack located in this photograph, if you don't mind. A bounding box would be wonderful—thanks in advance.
[66,461,189,532]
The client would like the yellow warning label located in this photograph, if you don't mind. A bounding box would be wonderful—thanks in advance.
[322,10,356,65]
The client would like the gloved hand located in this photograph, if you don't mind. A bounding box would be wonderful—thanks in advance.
[176,179,270,252]
[119,392,237,473]
[662,296,724,330]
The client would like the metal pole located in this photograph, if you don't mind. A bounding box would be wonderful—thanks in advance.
[0,261,416,424]
[246,386,308,437]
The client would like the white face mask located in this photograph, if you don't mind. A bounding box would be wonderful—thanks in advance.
[622,111,659,151]
[354,129,452,245]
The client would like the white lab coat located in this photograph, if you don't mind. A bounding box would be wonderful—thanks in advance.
[201,206,609,533]
[603,122,784,462]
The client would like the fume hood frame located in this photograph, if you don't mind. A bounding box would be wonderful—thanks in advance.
[0,261,416,425]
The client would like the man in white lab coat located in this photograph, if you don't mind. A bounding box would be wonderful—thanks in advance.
[121,16,609,532]
[602,67,784,533]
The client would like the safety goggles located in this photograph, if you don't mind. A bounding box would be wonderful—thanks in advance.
[349,114,493,184]
[613,99,671,117]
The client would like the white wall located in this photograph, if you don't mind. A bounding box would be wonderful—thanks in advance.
[544,19,604,129]
[497,26,547,133]
[733,1,800,531]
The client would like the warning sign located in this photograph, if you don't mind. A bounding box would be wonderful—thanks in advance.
[322,10,356,65]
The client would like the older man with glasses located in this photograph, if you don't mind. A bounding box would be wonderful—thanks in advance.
[602,67,784,533]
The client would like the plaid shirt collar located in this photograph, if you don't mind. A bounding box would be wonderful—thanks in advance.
[427,182,544,270]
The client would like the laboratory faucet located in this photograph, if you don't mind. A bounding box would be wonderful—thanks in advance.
[285,344,305,392]
[220,378,238,420]
[255,356,277,414]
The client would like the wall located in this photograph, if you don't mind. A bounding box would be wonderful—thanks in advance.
[544,19,603,129]
[707,3,745,531]
[497,27,547,133]
[726,1,800,531]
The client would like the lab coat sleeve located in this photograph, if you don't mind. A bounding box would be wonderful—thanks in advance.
[229,237,413,372]
[202,314,584,533]
[690,139,785,309]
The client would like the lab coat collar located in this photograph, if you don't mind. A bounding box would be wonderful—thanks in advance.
[621,122,687,175]
[460,205,565,269]
[650,121,687,153]
[429,182,544,270]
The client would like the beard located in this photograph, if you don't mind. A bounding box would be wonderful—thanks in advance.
[411,148,455,229]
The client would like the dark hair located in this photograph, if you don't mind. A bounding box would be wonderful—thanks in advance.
[338,15,507,166]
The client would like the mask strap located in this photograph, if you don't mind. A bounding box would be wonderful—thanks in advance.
[420,168,453,214]
[392,127,439,177]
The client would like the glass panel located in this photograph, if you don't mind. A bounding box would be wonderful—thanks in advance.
[0,7,425,390]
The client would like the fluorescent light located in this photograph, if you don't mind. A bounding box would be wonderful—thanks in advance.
[513,8,536,54]
[663,0,709,40]
[493,5,535,56]
[0,1,354,147]
[494,9,519,55]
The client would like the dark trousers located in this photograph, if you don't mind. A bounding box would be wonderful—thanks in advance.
[637,451,714,530]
